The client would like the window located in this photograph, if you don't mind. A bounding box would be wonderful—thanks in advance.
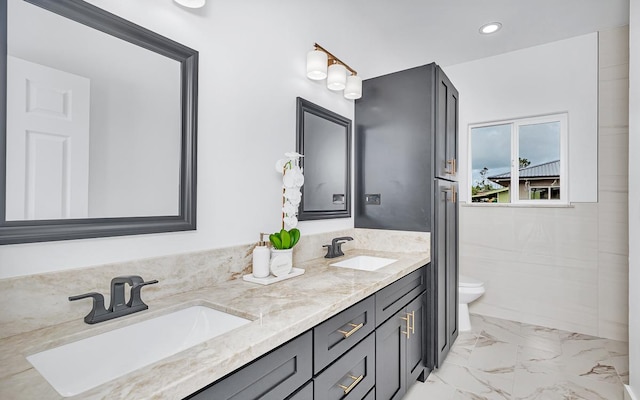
[469,113,568,204]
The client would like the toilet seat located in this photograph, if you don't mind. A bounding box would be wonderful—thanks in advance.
[459,275,483,288]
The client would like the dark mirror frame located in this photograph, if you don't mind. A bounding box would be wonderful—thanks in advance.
[0,0,198,245]
[296,97,351,221]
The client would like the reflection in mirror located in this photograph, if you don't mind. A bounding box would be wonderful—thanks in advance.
[7,0,181,220]
[0,0,198,244]
[296,97,351,220]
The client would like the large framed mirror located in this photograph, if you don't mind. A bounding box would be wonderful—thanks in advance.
[296,97,351,221]
[0,0,198,245]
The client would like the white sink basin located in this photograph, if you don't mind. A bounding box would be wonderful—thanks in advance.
[27,305,251,397]
[330,255,397,271]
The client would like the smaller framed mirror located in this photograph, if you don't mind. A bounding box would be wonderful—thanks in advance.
[296,97,351,221]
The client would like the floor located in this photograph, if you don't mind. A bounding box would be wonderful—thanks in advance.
[405,314,629,400]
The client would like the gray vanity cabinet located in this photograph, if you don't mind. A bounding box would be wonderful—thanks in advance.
[287,381,313,399]
[313,333,375,399]
[186,331,312,400]
[434,67,459,182]
[313,296,375,374]
[433,64,460,368]
[355,62,459,370]
[434,179,459,367]
[406,293,427,383]
[375,267,426,326]
[375,293,427,400]
[185,265,429,400]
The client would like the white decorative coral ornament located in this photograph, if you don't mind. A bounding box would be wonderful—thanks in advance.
[276,152,304,230]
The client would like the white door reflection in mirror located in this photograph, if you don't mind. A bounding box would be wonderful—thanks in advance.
[7,0,181,220]
[6,56,90,221]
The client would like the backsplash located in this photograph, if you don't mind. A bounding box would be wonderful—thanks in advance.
[0,228,429,339]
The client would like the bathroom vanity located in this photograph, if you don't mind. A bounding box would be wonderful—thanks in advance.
[187,266,428,400]
[0,248,430,399]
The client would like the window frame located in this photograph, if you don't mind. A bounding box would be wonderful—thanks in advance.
[468,113,569,205]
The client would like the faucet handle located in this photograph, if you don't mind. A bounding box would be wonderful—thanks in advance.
[129,280,158,308]
[110,275,144,312]
[69,292,109,324]
[323,244,333,258]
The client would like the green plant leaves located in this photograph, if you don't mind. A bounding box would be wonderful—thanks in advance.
[268,228,301,249]
[280,229,291,249]
[269,233,282,249]
[289,228,300,247]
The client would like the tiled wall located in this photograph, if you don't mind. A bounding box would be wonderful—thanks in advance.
[460,26,630,341]
[597,26,630,341]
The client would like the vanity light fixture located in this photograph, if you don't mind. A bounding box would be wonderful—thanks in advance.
[174,0,206,8]
[306,43,362,100]
[479,22,502,34]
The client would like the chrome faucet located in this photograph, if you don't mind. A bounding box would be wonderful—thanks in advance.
[323,236,354,258]
[69,275,158,324]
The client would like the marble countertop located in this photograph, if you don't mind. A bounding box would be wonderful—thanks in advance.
[0,249,429,399]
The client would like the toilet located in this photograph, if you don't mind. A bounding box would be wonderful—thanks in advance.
[458,275,485,332]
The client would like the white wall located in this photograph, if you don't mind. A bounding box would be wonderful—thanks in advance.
[628,0,639,396]
[446,30,629,340]
[445,33,598,203]
[0,0,355,278]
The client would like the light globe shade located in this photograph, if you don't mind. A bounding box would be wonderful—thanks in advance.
[344,75,362,100]
[306,50,328,80]
[174,0,205,8]
[327,64,347,91]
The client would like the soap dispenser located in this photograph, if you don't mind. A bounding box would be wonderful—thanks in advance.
[252,233,270,278]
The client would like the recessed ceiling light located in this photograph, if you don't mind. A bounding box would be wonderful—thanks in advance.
[479,22,502,35]
[174,0,205,8]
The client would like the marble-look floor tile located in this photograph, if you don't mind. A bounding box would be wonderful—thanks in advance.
[404,374,456,400]
[559,357,621,385]
[413,314,628,400]
[469,339,518,373]
[512,368,623,400]
[452,388,511,400]
[519,323,562,354]
[608,355,630,384]
[605,339,629,357]
[471,314,523,344]
[448,332,479,367]
[517,345,562,374]
[435,363,514,399]
[560,332,611,362]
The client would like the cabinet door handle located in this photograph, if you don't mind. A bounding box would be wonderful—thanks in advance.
[444,158,456,175]
[410,310,415,335]
[401,313,411,339]
[337,322,363,338]
[338,374,364,394]
[443,187,456,203]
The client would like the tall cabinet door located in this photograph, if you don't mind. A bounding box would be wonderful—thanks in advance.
[446,181,459,355]
[376,312,407,400]
[434,67,459,181]
[434,179,459,367]
[406,293,426,384]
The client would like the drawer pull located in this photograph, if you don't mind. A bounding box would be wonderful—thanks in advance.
[337,322,363,338]
[338,374,364,394]
[444,158,457,175]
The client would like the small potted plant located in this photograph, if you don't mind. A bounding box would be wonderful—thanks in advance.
[269,152,304,274]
